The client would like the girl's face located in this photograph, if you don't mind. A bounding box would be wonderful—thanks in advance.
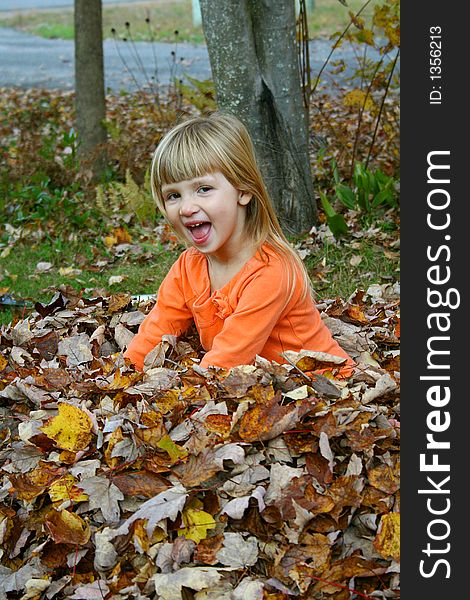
[161,171,252,262]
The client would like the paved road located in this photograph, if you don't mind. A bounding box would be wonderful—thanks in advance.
[0,0,147,10]
[0,0,391,93]
[0,25,212,90]
[1,21,368,92]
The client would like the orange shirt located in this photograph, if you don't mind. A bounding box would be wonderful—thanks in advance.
[124,244,354,371]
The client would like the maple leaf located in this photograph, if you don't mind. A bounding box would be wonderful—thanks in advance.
[69,580,110,599]
[157,435,189,463]
[194,534,224,565]
[114,483,188,537]
[57,332,93,366]
[221,486,266,520]
[40,403,93,452]
[232,577,265,598]
[0,558,46,593]
[238,392,314,442]
[48,474,89,504]
[0,280,400,598]
[367,455,400,494]
[216,532,259,568]
[78,476,124,523]
[110,470,170,498]
[9,462,66,502]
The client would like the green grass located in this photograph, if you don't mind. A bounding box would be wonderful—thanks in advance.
[304,235,400,299]
[0,227,399,326]
[0,236,179,325]
[0,0,379,43]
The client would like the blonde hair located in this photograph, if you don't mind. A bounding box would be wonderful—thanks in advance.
[150,112,312,300]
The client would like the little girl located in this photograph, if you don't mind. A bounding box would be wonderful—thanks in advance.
[124,112,353,373]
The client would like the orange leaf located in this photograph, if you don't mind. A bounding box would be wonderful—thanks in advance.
[104,226,132,248]
[111,470,170,498]
[9,462,66,502]
[45,509,90,545]
[203,414,232,438]
[367,456,400,494]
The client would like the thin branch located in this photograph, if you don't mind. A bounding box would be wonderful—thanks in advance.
[311,0,373,96]
[365,48,400,169]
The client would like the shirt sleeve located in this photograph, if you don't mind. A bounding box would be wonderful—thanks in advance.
[123,254,194,370]
[200,261,293,369]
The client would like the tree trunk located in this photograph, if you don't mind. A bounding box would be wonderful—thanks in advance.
[199,0,316,234]
[74,0,107,178]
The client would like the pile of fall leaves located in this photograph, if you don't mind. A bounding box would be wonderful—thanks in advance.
[0,284,400,600]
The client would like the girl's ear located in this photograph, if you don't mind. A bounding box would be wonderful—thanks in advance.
[238,190,253,206]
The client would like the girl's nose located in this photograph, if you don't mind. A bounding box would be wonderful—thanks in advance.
[179,195,198,217]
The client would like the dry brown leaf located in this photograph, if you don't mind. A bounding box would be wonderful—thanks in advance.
[238,393,314,442]
[45,509,90,545]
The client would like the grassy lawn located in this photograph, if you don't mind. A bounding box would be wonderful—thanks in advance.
[0,0,399,326]
[0,228,179,324]
[0,0,379,43]
[0,221,399,325]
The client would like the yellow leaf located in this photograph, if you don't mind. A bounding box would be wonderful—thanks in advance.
[104,226,132,248]
[133,519,166,552]
[374,512,400,561]
[48,474,88,504]
[104,234,118,248]
[104,426,124,468]
[156,435,188,463]
[179,507,216,543]
[355,28,375,46]
[343,89,374,111]
[386,25,400,47]
[155,389,181,414]
[41,403,93,452]
[58,266,82,277]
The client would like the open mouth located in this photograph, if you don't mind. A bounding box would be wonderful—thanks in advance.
[185,221,212,244]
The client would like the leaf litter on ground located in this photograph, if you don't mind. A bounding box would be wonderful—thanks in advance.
[0,282,399,599]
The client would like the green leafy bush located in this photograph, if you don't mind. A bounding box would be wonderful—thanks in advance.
[320,160,399,236]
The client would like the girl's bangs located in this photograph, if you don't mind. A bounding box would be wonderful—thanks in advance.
[155,132,224,186]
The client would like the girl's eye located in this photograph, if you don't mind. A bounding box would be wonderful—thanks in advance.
[165,192,179,202]
[198,186,212,193]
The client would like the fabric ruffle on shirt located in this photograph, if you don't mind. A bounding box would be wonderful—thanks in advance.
[211,292,233,320]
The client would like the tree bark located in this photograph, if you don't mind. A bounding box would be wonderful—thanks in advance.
[74,0,107,177]
[199,0,316,234]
